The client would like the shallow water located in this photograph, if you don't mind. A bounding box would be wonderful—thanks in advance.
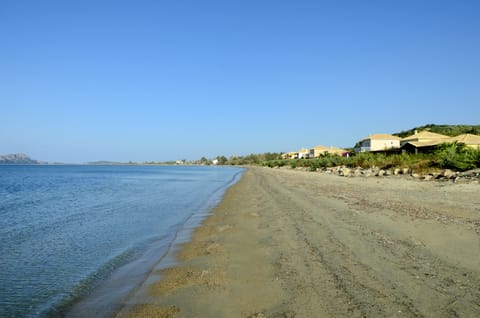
[0,165,243,317]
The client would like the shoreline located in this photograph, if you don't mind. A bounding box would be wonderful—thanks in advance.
[117,167,480,317]
[64,167,244,318]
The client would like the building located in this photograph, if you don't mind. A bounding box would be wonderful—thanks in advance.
[400,130,451,153]
[298,148,314,159]
[313,145,346,157]
[401,130,450,146]
[281,151,299,160]
[448,133,480,149]
[355,134,401,153]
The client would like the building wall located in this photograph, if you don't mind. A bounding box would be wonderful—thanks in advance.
[313,148,329,157]
[298,149,314,159]
[465,144,480,150]
[370,139,400,151]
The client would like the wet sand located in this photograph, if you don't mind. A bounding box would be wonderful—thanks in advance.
[117,167,480,317]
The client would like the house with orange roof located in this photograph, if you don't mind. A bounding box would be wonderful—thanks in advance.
[355,134,401,153]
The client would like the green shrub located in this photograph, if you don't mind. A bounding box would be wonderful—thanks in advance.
[435,143,480,171]
[260,146,479,173]
[289,160,297,169]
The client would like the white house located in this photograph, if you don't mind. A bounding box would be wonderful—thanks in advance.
[356,134,401,152]
[298,148,314,159]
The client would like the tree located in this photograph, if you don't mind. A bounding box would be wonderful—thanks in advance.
[216,156,228,165]
[200,157,209,165]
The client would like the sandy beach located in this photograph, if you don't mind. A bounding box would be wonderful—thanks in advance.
[117,167,480,318]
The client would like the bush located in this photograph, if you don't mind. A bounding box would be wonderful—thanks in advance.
[260,145,479,173]
[435,143,480,171]
[264,160,287,168]
[289,160,297,169]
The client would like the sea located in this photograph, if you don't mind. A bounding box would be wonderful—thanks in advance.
[0,165,244,317]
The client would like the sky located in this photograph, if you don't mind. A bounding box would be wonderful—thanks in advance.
[1,0,479,163]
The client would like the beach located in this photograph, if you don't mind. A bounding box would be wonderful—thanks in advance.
[118,167,480,317]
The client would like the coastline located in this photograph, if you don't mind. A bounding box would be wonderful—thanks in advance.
[117,167,480,317]
[63,166,244,318]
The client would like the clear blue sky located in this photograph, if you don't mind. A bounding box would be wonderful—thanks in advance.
[1,1,479,163]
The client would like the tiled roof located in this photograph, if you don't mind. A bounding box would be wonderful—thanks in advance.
[402,140,445,148]
[448,133,480,145]
[361,134,401,141]
[401,131,450,142]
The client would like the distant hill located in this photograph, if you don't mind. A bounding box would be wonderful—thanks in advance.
[393,124,480,138]
[0,153,41,165]
[86,161,128,165]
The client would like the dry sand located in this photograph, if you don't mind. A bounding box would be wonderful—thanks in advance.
[117,167,480,318]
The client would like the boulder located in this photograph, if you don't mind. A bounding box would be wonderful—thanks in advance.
[340,168,351,177]
[442,169,455,178]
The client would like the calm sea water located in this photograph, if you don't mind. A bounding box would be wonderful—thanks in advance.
[0,165,243,317]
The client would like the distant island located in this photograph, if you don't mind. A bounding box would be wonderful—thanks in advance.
[86,161,125,165]
[0,153,42,165]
